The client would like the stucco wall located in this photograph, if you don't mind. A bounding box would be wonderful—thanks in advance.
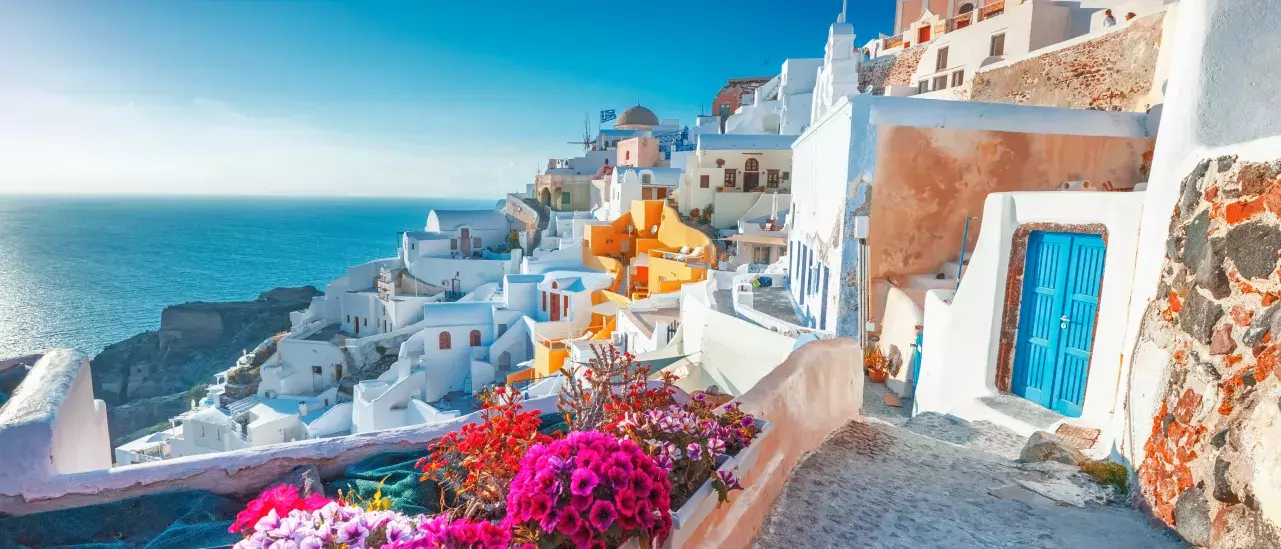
[868,124,1155,281]
[914,191,1145,448]
[970,11,1167,112]
[680,338,864,548]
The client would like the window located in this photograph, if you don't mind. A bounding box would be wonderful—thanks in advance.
[936,46,949,71]
[450,238,458,250]
[718,104,729,116]
[563,295,569,316]
[561,191,571,205]
[363,317,367,326]
[767,169,781,188]
[410,242,415,250]
[473,237,481,249]
[625,150,631,161]
[312,366,323,375]
[439,332,452,350]
[952,70,965,87]
[918,80,930,94]
[641,173,651,185]
[470,330,481,346]
[933,75,949,90]
[990,33,1006,57]
[542,291,547,311]
[782,171,790,181]
[745,158,759,172]
[724,169,737,187]
[346,315,350,323]
[498,323,507,336]
[700,174,710,188]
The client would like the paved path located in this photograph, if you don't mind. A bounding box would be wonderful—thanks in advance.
[752,383,1186,549]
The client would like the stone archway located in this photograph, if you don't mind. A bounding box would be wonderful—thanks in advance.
[540,187,552,208]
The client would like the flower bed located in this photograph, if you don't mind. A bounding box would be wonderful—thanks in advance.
[229,344,765,549]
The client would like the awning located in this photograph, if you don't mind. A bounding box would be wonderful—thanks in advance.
[720,233,787,246]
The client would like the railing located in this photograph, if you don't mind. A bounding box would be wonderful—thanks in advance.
[979,0,1005,21]
[948,12,975,31]
[882,33,905,50]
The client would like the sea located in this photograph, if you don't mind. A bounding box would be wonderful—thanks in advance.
[0,194,501,359]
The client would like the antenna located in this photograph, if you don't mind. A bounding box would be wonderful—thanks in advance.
[839,0,848,23]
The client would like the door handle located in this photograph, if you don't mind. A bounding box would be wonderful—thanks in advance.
[1060,315,1070,329]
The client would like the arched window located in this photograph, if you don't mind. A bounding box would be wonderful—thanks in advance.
[439,332,451,350]
[470,330,481,347]
[551,281,559,290]
[745,158,759,172]
[958,3,974,13]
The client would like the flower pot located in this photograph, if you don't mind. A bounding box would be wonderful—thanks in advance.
[662,418,773,549]
[868,369,888,384]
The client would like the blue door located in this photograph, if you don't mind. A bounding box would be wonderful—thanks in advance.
[1012,232,1106,418]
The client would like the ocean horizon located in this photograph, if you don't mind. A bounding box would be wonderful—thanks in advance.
[0,193,502,359]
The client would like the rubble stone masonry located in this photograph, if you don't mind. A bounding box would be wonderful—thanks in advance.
[858,46,926,95]
[970,13,1165,112]
[1137,156,1281,547]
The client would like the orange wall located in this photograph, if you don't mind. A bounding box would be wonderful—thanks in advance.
[868,125,1154,283]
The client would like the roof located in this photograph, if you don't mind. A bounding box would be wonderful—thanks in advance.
[426,209,510,232]
[404,230,453,241]
[616,105,660,127]
[420,301,496,327]
[600,129,646,137]
[541,270,615,293]
[179,407,239,431]
[722,233,788,246]
[505,274,545,284]
[697,134,798,151]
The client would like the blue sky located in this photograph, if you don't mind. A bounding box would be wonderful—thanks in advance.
[0,1,895,198]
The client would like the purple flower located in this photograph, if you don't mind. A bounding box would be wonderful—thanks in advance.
[707,437,726,456]
[740,415,756,428]
[335,520,367,545]
[607,465,631,490]
[686,442,703,461]
[694,392,706,401]
[555,507,584,537]
[297,537,325,549]
[571,493,593,512]
[630,469,654,497]
[588,500,617,532]
[570,467,599,497]
[717,470,743,490]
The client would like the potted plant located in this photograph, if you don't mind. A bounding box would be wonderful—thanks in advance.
[865,347,889,383]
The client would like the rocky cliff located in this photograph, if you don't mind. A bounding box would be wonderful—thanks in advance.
[92,286,320,441]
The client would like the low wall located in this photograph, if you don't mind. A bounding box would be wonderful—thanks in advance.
[682,338,864,548]
[0,392,562,516]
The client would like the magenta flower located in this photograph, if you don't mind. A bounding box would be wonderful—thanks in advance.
[686,442,703,461]
[570,467,599,497]
[707,437,726,456]
[527,493,553,520]
[588,500,617,532]
[615,488,639,517]
[717,470,743,490]
[555,507,584,537]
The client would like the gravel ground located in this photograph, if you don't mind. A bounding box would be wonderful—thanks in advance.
[752,383,1186,549]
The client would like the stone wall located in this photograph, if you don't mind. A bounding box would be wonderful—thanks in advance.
[969,13,1165,112]
[1136,156,1281,547]
[859,46,927,95]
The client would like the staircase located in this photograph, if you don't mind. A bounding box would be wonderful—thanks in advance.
[522,197,550,251]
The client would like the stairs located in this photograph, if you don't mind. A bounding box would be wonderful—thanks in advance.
[521,197,550,251]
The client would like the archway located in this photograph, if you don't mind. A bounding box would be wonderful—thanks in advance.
[497,351,511,371]
[540,187,552,208]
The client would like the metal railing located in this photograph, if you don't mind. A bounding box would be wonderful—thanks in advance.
[979,0,1006,21]
[948,12,975,31]
[882,33,905,50]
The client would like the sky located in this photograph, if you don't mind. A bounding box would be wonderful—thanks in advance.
[0,1,895,198]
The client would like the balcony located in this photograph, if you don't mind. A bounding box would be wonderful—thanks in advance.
[882,33,905,50]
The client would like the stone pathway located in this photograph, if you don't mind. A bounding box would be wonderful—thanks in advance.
[752,382,1186,549]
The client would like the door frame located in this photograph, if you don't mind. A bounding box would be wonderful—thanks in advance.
[996,223,1108,399]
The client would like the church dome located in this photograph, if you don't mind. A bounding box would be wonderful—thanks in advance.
[615,105,660,127]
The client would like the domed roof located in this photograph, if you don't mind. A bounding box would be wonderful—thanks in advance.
[616,105,660,127]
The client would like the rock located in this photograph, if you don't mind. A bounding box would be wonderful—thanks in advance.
[279,465,325,498]
[1218,155,1239,174]
[1238,162,1277,196]
[1212,429,1229,449]
[1181,290,1224,345]
[887,345,903,377]
[1213,456,1243,504]
[1211,324,1237,355]
[1018,431,1086,466]
[1179,160,1212,221]
[1211,505,1281,549]
[1183,210,1212,267]
[91,285,321,440]
[1194,238,1232,299]
[1244,304,1280,346]
[1174,486,1213,547]
[1225,222,1281,280]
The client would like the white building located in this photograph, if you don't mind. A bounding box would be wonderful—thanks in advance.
[604,166,682,222]
[676,134,797,229]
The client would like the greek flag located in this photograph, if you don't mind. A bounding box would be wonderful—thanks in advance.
[600,109,616,123]
[656,130,681,143]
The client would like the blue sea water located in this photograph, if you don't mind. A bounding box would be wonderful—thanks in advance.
[0,195,500,359]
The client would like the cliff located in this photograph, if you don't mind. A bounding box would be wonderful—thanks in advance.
[92,286,320,442]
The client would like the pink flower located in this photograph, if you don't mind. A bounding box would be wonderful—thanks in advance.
[570,468,599,497]
[588,500,617,532]
[630,470,654,497]
[607,466,631,491]
[615,488,639,517]
[527,493,553,520]
[555,507,584,537]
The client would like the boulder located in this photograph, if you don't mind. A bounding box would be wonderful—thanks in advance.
[1174,486,1213,547]
[1018,431,1086,466]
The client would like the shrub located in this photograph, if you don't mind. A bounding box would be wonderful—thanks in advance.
[417,387,554,518]
[505,431,672,548]
[557,344,678,433]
